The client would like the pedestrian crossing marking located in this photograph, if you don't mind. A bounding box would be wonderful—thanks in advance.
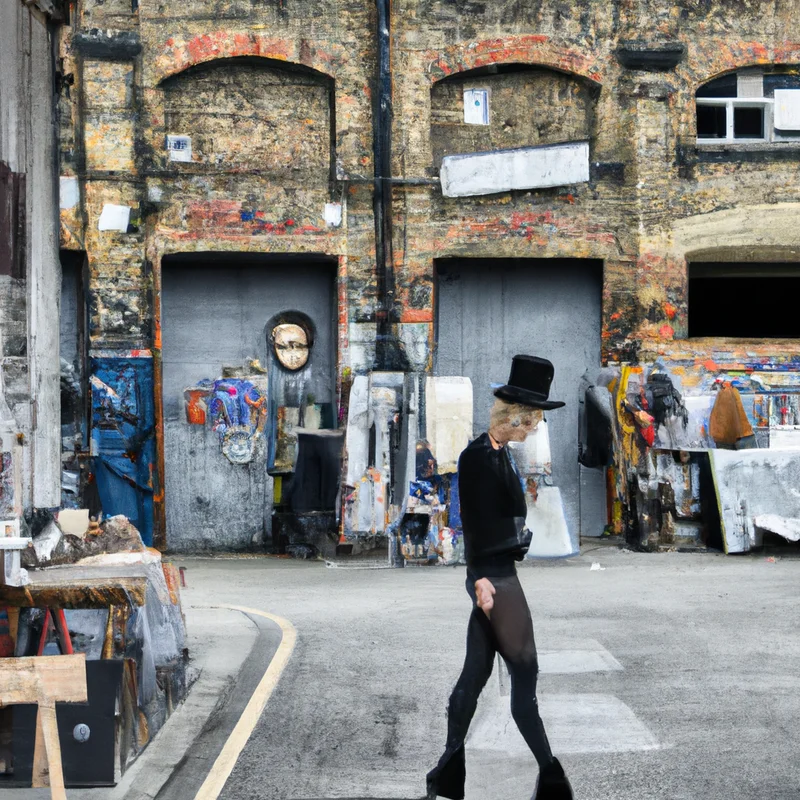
[467,693,659,755]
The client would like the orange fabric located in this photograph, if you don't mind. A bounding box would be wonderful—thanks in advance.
[709,384,754,445]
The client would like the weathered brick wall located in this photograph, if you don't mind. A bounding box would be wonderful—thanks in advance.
[430,68,597,167]
[60,0,800,362]
[57,0,800,541]
[161,60,332,178]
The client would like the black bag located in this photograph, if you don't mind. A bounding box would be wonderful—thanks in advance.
[646,372,688,428]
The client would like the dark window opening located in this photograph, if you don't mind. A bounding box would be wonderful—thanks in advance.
[696,74,738,98]
[697,105,726,138]
[733,106,764,139]
[0,162,26,279]
[60,250,90,508]
[763,73,800,97]
[689,262,800,338]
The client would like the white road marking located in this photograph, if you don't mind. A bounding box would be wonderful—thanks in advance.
[474,640,657,756]
[193,606,297,800]
[539,649,624,674]
[468,693,659,755]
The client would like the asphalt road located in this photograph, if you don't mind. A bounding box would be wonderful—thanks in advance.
[166,546,800,800]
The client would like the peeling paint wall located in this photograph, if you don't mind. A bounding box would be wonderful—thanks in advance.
[1,0,62,515]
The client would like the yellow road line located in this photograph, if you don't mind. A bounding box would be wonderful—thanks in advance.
[194,605,297,800]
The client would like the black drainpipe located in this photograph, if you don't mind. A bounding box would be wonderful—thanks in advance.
[372,0,410,373]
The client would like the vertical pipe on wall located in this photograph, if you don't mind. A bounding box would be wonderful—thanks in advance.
[372,0,409,373]
[151,252,167,551]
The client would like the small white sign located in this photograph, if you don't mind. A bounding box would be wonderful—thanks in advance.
[167,135,192,162]
[59,176,79,210]
[98,204,131,232]
[463,88,489,126]
[774,89,800,130]
[324,202,342,227]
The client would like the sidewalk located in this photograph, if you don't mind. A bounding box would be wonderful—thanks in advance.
[0,600,262,800]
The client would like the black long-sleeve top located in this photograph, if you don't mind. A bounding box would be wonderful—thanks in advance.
[458,432,528,580]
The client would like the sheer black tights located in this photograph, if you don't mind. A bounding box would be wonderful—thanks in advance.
[432,574,553,798]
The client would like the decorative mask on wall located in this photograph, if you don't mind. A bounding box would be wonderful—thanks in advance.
[207,378,267,465]
[273,323,310,371]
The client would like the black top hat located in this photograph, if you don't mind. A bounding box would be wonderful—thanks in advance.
[493,355,566,410]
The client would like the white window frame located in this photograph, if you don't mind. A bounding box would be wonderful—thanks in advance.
[696,98,773,144]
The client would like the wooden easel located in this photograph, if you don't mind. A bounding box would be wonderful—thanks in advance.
[0,654,87,800]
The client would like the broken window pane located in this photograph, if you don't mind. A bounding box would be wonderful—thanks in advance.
[733,106,764,138]
[697,105,727,138]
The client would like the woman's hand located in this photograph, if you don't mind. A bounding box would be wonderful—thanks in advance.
[474,578,496,618]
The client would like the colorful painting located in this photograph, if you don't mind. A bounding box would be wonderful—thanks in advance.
[184,376,267,465]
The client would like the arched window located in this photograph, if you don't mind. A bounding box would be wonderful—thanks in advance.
[696,68,800,144]
[431,65,598,197]
[430,64,598,168]
[160,57,335,182]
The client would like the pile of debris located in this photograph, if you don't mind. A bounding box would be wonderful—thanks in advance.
[1,513,188,788]
[21,512,155,569]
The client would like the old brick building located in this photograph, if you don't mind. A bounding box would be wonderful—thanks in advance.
[45,0,800,555]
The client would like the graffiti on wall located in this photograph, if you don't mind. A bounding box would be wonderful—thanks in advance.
[0,451,13,517]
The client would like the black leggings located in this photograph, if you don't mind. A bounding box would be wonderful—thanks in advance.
[428,573,553,799]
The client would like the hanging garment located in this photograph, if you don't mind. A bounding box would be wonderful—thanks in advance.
[709,384,754,447]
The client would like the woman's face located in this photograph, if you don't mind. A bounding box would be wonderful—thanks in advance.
[489,400,543,444]
[505,408,543,442]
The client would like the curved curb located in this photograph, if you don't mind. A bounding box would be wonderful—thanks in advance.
[194,605,298,800]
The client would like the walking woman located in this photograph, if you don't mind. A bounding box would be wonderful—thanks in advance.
[426,356,574,800]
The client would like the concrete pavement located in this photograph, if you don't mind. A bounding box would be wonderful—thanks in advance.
[3,545,800,799]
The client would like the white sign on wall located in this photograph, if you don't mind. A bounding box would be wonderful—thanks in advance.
[463,88,490,125]
[167,135,192,162]
[440,140,590,198]
[774,89,800,130]
[98,204,131,232]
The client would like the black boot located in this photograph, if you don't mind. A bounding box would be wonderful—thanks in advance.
[532,757,573,800]
[425,745,466,800]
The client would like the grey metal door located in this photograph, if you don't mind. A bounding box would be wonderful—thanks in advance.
[435,258,604,541]
[160,255,335,551]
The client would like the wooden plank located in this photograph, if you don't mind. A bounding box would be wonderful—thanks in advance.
[31,704,47,788]
[32,703,67,800]
[1,578,147,608]
[3,658,85,800]
[0,654,87,706]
